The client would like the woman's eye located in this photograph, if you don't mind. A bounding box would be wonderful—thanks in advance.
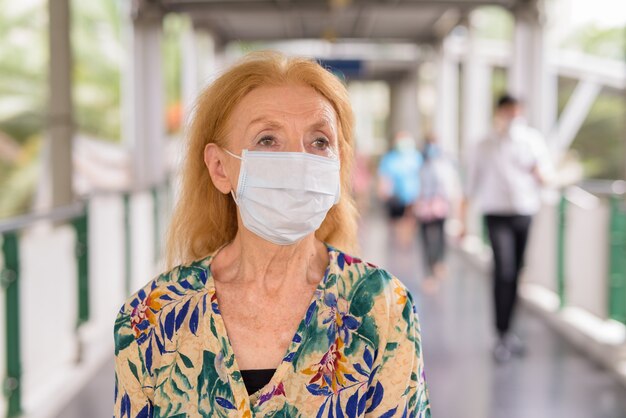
[312,137,330,149]
[257,136,276,147]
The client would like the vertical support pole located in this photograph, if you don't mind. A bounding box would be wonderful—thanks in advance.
[509,0,555,134]
[461,18,493,156]
[608,196,626,322]
[458,19,492,242]
[123,193,132,295]
[557,193,567,309]
[388,70,421,141]
[2,233,21,418]
[181,20,200,122]
[35,0,73,211]
[72,205,89,327]
[123,6,166,189]
[435,36,459,159]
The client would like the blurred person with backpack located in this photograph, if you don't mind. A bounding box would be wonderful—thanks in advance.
[414,134,457,293]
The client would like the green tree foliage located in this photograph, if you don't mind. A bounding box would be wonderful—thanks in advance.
[570,89,625,180]
[0,0,47,144]
[561,26,625,180]
[0,0,126,218]
[472,6,514,41]
[0,0,47,218]
[72,0,123,142]
[562,25,626,60]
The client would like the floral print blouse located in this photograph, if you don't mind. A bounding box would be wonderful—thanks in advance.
[113,244,431,417]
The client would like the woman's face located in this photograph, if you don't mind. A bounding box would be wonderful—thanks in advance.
[224,83,340,159]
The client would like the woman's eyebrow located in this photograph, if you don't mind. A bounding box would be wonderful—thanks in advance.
[309,120,332,130]
[246,117,334,134]
[309,119,338,138]
[248,117,283,129]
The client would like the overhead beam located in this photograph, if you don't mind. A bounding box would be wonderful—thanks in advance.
[443,37,626,90]
[431,7,462,40]
[204,34,437,43]
[161,0,516,13]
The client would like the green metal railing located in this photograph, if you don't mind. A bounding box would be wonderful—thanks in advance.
[2,233,20,418]
[557,193,568,309]
[0,177,171,417]
[608,195,626,323]
[557,183,626,316]
[72,210,90,328]
[0,202,86,418]
[123,192,132,297]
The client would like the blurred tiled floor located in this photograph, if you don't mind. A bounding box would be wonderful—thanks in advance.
[56,210,626,418]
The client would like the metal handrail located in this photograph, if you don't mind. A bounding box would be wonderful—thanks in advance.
[0,177,172,418]
[0,201,86,234]
[578,180,626,197]
[0,176,172,233]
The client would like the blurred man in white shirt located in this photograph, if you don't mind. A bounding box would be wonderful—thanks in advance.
[461,94,553,363]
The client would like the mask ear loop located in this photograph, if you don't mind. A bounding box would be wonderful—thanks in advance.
[230,190,239,205]
[223,148,243,204]
[223,148,243,160]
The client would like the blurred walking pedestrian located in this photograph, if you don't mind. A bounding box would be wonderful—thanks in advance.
[414,135,456,293]
[461,94,553,363]
[377,131,423,247]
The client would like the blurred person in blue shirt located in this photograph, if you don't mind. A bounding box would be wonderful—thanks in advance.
[378,131,423,247]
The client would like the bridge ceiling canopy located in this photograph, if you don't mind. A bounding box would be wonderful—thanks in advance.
[140,0,526,44]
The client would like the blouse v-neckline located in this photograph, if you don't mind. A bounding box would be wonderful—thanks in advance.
[203,244,336,412]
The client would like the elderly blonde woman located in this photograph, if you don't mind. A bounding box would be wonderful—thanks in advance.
[113,52,430,418]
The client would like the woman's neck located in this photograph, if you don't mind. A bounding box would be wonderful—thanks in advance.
[212,229,328,293]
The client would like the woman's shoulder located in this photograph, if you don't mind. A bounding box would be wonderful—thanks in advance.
[328,246,416,321]
[114,255,214,351]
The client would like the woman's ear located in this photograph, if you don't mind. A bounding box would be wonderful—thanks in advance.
[204,143,235,194]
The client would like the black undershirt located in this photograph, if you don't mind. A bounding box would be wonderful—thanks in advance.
[240,369,276,395]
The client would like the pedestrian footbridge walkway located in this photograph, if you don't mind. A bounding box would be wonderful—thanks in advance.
[361,210,626,418]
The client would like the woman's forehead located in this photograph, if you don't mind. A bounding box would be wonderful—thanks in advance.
[232,84,337,125]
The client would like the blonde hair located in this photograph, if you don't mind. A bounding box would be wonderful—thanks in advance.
[165,51,358,268]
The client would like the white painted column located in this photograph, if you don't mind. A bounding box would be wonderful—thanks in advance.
[434,37,460,158]
[388,70,421,142]
[196,29,220,86]
[461,22,492,156]
[124,13,166,189]
[38,0,74,210]
[180,21,200,120]
[508,17,532,102]
[509,0,556,135]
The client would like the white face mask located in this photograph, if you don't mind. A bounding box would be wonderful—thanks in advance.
[395,135,416,153]
[224,149,341,245]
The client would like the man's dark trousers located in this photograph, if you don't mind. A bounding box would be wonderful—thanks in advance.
[485,214,532,336]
